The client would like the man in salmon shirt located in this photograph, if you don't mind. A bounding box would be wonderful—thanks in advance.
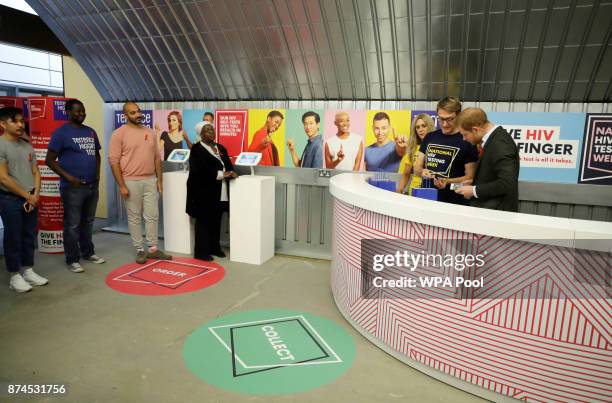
[108,102,172,264]
[247,110,284,166]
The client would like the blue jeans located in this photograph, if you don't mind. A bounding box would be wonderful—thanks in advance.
[60,183,99,264]
[0,192,37,273]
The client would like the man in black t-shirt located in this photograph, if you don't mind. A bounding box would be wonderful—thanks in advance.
[413,97,478,205]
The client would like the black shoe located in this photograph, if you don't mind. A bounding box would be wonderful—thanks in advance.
[211,250,226,258]
[195,254,214,261]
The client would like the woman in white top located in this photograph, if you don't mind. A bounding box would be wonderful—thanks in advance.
[324,112,364,171]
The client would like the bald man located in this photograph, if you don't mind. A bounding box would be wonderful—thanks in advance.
[324,112,363,170]
[454,107,520,212]
[109,102,172,263]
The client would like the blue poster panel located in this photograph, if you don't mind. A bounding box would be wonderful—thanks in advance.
[113,109,153,129]
[487,112,585,183]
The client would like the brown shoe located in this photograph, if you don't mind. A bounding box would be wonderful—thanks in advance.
[147,249,172,260]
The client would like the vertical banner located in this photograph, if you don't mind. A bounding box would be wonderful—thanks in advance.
[579,114,612,185]
[215,109,248,161]
[247,109,286,166]
[323,110,366,171]
[284,109,325,168]
[364,109,412,173]
[153,109,186,161]
[28,97,69,253]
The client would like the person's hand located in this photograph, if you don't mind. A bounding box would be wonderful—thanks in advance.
[337,145,345,161]
[287,138,295,151]
[422,169,434,179]
[68,175,83,188]
[224,171,238,179]
[25,193,39,207]
[433,177,449,189]
[455,185,474,199]
[154,123,160,135]
[395,134,407,149]
[263,135,272,146]
[157,180,163,194]
[462,179,473,186]
[119,186,129,199]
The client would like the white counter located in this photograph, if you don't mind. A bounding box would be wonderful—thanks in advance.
[329,173,612,251]
[329,173,612,402]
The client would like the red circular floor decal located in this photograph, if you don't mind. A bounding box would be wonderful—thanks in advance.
[105,257,224,296]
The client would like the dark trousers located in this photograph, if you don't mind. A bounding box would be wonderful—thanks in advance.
[60,183,99,264]
[194,202,227,258]
[0,192,37,273]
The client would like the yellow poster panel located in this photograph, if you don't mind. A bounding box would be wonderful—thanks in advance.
[247,109,286,166]
[364,110,412,173]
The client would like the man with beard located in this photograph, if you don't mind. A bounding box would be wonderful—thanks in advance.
[47,99,105,273]
[108,102,172,264]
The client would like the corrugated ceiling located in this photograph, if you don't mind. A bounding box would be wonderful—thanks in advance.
[27,0,612,102]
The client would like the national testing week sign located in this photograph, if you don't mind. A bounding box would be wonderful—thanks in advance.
[579,114,612,185]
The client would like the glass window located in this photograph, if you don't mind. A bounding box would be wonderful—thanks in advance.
[0,42,64,93]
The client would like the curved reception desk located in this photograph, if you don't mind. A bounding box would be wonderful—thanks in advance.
[329,173,611,403]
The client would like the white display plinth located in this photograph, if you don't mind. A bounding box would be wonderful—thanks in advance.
[162,171,194,254]
[230,175,275,264]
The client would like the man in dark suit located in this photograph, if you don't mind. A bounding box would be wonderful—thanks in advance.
[454,108,520,212]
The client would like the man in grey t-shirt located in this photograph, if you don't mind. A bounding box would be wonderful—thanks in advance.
[0,107,47,293]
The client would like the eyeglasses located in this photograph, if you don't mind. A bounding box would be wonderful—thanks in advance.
[437,115,456,124]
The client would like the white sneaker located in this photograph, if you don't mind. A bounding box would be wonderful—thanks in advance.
[67,262,85,273]
[9,273,32,293]
[21,268,49,286]
[83,254,105,264]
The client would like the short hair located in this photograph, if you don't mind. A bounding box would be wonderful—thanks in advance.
[436,96,462,114]
[456,108,489,131]
[267,110,284,120]
[302,111,320,124]
[167,110,183,131]
[65,99,84,112]
[203,112,214,119]
[373,111,390,123]
[122,101,139,113]
[0,107,23,122]
[334,111,349,121]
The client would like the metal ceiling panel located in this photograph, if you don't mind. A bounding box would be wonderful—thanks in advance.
[27,0,612,102]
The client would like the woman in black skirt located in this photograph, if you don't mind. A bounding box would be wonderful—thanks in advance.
[186,122,237,261]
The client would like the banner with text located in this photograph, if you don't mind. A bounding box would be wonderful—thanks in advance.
[215,109,248,160]
[29,97,70,253]
[579,114,612,185]
[488,112,584,183]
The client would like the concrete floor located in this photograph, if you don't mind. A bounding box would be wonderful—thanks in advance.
[0,230,488,403]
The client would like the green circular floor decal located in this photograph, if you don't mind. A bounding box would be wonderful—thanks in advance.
[183,309,355,395]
